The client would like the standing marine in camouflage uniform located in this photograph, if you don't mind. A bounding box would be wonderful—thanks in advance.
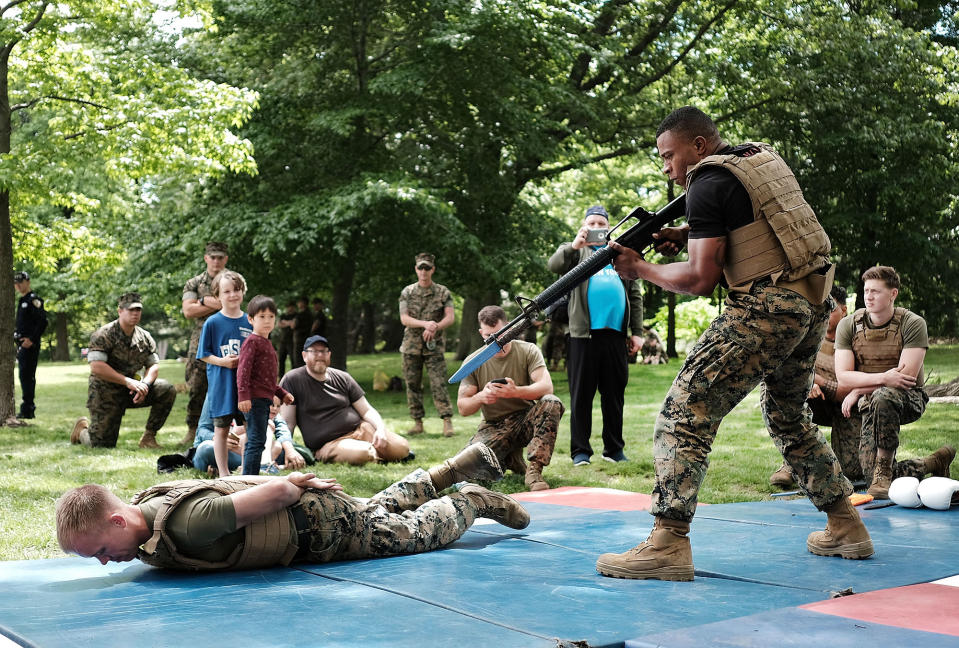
[458,305,565,491]
[595,107,874,583]
[181,242,229,444]
[56,444,527,571]
[71,293,177,449]
[399,252,456,437]
[834,265,955,499]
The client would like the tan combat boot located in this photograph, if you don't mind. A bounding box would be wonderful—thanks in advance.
[442,417,454,437]
[807,496,874,559]
[406,419,424,435]
[925,445,956,478]
[769,461,796,488]
[524,462,549,492]
[428,443,504,491]
[180,426,197,446]
[867,455,894,499]
[458,484,530,529]
[71,417,90,446]
[138,430,161,449]
[595,517,694,581]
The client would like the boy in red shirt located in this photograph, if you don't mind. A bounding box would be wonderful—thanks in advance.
[237,295,295,474]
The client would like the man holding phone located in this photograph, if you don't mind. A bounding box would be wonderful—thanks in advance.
[548,205,644,466]
[457,305,565,491]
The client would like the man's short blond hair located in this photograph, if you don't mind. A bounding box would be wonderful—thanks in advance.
[55,484,122,552]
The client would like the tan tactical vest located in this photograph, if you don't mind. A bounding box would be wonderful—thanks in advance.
[850,307,924,386]
[687,143,834,303]
[814,338,837,384]
[132,479,298,571]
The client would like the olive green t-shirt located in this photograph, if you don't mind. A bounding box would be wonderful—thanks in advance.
[462,340,547,422]
[139,491,243,562]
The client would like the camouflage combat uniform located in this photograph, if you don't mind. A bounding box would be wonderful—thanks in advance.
[86,320,177,447]
[399,282,453,420]
[806,338,865,480]
[653,283,852,522]
[182,269,220,429]
[135,469,481,570]
[469,396,565,473]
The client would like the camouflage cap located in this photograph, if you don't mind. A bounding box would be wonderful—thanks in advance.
[205,241,229,256]
[118,292,143,310]
[13,271,29,283]
[415,252,434,269]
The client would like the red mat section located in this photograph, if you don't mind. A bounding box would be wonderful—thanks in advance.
[511,486,654,511]
[801,582,959,637]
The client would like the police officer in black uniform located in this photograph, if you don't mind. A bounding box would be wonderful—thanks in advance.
[13,271,47,419]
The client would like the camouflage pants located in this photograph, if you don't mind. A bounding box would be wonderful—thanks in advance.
[86,378,177,447]
[856,386,928,480]
[298,469,476,562]
[402,352,453,420]
[652,283,851,522]
[542,324,567,370]
[469,395,565,471]
[808,397,865,481]
[185,331,208,429]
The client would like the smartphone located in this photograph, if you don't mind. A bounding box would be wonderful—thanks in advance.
[228,430,240,442]
[585,228,608,245]
[490,378,508,384]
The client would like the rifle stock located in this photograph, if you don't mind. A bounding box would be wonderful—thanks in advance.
[449,194,687,383]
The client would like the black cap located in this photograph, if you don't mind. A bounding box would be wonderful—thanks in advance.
[585,205,609,219]
[13,271,29,282]
[303,335,330,352]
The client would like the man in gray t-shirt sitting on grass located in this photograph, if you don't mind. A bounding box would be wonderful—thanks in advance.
[279,335,410,465]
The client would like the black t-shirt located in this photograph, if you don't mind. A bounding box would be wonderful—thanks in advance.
[686,146,755,239]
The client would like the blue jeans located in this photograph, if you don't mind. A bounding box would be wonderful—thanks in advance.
[193,440,241,473]
[242,398,271,475]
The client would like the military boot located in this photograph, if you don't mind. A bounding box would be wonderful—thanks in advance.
[524,462,549,492]
[806,496,874,559]
[595,517,694,581]
[138,430,161,449]
[180,426,197,446]
[71,417,90,446]
[769,461,795,488]
[458,484,529,529]
[406,419,424,436]
[867,455,894,499]
[428,443,504,491]
[925,445,956,478]
[442,417,454,437]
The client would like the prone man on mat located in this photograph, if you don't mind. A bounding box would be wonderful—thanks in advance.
[55,444,527,570]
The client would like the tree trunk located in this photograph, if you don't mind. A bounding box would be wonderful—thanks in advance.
[666,291,677,358]
[329,257,355,371]
[455,290,497,361]
[52,310,70,361]
[358,301,375,354]
[0,53,17,422]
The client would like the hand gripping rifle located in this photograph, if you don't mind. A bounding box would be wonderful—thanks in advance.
[449,194,687,383]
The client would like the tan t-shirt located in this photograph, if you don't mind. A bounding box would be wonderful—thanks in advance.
[462,340,546,422]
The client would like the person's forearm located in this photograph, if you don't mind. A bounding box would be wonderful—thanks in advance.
[90,361,134,387]
[836,370,886,390]
[143,364,160,385]
[457,394,482,417]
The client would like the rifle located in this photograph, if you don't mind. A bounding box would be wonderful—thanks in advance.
[449,194,687,383]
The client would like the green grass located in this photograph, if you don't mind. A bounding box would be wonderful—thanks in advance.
[3,347,958,560]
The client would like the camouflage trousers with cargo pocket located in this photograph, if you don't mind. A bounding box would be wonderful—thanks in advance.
[184,328,208,430]
[298,469,477,562]
[86,378,177,447]
[469,395,565,472]
[855,386,929,480]
[652,281,853,523]
[402,351,453,420]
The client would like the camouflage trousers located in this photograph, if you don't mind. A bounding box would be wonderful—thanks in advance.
[185,331,208,429]
[402,352,453,420]
[652,282,852,522]
[86,378,177,447]
[469,395,565,471]
[298,469,476,562]
[856,386,928,480]
[807,397,865,481]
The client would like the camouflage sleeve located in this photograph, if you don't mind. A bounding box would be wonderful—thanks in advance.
[87,326,111,364]
[142,331,160,368]
[398,285,411,315]
[441,286,453,310]
[183,274,200,302]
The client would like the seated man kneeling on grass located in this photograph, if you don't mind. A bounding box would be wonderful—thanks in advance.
[56,444,524,570]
